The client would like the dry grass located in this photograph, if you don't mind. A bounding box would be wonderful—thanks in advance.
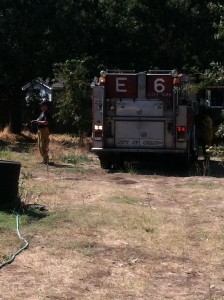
[0,127,36,142]
[0,130,224,299]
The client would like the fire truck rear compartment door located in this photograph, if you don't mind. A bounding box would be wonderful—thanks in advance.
[115,121,139,148]
[140,121,164,148]
[115,121,164,148]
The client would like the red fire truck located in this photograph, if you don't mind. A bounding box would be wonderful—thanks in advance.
[91,69,198,169]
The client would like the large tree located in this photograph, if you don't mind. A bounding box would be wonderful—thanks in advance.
[53,58,92,135]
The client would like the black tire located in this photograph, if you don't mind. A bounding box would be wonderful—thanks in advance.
[112,156,124,170]
[189,149,198,163]
[99,157,112,169]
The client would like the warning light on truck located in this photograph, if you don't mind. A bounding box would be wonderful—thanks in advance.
[177,126,186,142]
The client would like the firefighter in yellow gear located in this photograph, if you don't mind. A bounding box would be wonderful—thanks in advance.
[31,100,51,164]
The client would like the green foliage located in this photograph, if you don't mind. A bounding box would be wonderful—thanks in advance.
[215,120,224,161]
[216,112,224,139]
[202,62,224,85]
[53,58,92,134]
[185,62,224,94]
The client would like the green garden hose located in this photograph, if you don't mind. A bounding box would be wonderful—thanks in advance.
[0,215,29,269]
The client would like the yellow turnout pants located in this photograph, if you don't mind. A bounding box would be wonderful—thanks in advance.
[38,127,50,162]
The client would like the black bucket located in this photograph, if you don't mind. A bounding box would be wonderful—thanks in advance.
[0,160,21,210]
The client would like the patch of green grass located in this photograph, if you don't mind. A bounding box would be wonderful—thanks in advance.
[28,205,100,231]
[0,148,32,164]
[107,195,139,205]
[0,209,46,230]
[0,150,15,161]
[0,213,29,229]
[0,212,17,229]
[60,154,92,165]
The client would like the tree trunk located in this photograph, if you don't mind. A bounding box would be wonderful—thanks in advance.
[9,88,22,134]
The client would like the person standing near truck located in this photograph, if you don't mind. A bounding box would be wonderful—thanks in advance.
[31,100,51,164]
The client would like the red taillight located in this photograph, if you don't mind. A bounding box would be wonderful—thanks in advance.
[177,126,186,132]
[177,126,186,141]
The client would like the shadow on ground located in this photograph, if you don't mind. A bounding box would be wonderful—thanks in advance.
[0,199,49,220]
[109,157,223,178]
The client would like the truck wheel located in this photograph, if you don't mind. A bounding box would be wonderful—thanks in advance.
[113,156,124,170]
[99,158,112,169]
[189,149,198,163]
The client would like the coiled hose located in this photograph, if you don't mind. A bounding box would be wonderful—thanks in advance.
[0,215,29,269]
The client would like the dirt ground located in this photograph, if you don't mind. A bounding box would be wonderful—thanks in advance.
[0,146,224,300]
